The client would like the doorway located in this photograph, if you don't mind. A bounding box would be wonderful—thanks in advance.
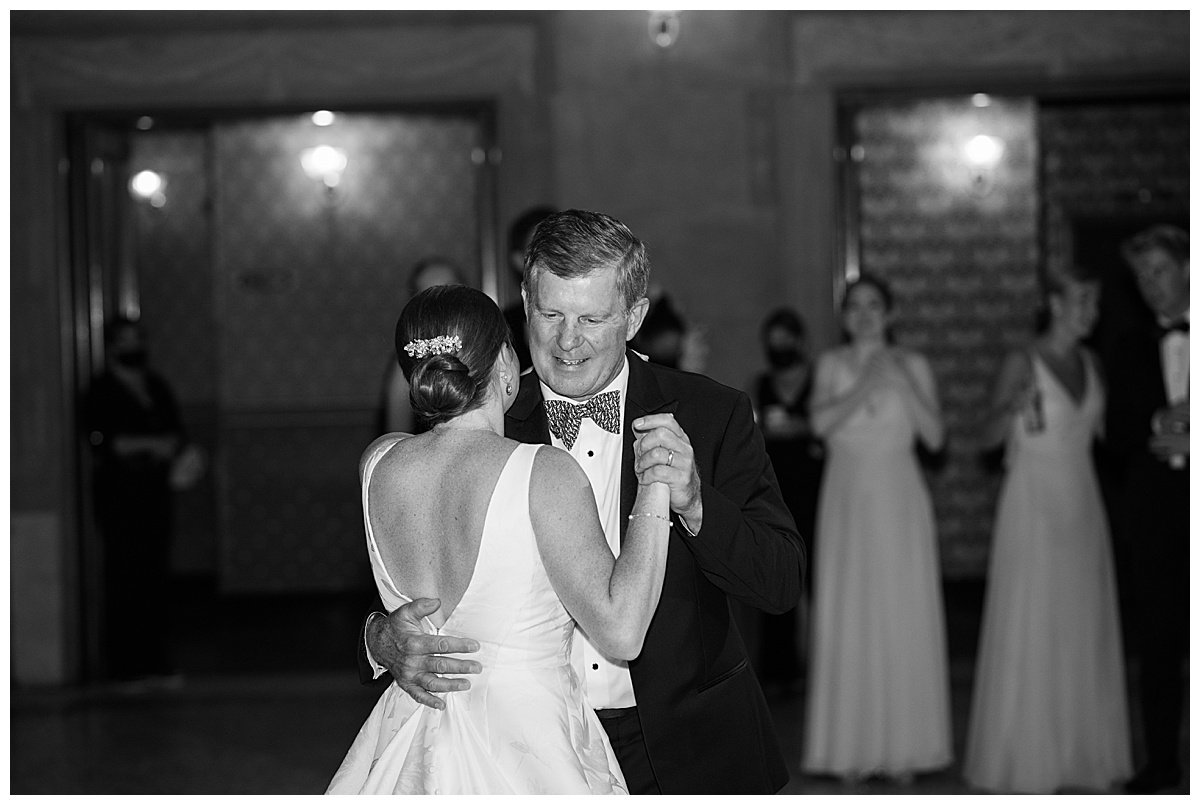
[70,106,496,680]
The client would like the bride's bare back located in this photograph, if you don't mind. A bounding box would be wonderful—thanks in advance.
[363,425,670,659]
[366,429,518,630]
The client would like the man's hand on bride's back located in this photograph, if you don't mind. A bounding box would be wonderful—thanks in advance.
[367,598,483,710]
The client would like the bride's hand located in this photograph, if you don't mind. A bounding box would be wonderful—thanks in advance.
[632,413,700,530]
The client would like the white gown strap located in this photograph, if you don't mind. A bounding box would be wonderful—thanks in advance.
[361,434,412,606]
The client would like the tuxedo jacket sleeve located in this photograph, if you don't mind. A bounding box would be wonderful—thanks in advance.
[625,356,803,794]
[1104,320,1166,464]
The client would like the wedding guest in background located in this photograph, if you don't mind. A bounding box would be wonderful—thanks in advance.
[86,317,189,684]
[963,266,1131,793]
[360,209,803,794]
[630,292,687,369]
[751,307,823,696]
[1106,225,1189,794]
[378,256,464,434]
[632,287,710,374]
[502,205,557,372]
[801,274,952,785]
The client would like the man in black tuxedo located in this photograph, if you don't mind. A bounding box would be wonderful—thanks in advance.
[1106,225,1189,794]
[363,209,804,793]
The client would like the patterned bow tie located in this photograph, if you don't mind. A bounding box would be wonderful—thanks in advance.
[544,390,622,449]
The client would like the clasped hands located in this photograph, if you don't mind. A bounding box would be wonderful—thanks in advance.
[862,348,912,392]
[632,413,702,532]
[368,413,701,707]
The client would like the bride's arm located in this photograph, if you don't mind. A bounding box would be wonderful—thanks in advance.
[529,446,671,660]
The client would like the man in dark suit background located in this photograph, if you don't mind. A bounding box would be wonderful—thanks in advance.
[1105,225,1189,794]
[363,209,804,793]
[502,205,557,373]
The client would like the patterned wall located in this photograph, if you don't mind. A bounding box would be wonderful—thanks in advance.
[132,131,218,406]
[212,112,484,592]
[131,131,219,575]
[213,112,482,410]
[132,112,486,592]
[1038,98,1189,570]
[853,97,1040,578]
[1041,100,1189,278]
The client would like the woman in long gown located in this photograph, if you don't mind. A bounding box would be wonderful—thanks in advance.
[801,274,952,782]
[963,268,1131,793]
[328,285,671,794]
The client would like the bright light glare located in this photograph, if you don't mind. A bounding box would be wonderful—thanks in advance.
[965,134,1004,167]
[648,10,680,48]
[300,145,348,188]
[130,170,164,198]
[311,110,335,127]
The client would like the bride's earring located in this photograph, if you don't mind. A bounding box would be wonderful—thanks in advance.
[502,374,513,396]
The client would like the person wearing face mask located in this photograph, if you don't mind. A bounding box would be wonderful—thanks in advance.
[629,292,688,369]
[502,205,558,373]
[963,266,1131,794]
[86,316,188,685]
[751,308,823,696]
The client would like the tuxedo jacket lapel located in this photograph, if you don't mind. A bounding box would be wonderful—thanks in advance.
[506,371,552,446]
[621,352,676,544]
[505,354,675,546]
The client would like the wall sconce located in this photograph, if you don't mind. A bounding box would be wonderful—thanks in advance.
[648,10,680,48]
[300,145,348,189]
[129,169,167,208]
[964,134,1004,196]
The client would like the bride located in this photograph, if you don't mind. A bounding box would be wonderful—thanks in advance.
[326,284,671,794]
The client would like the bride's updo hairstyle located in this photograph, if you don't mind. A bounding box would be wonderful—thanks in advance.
[396,284,513,428]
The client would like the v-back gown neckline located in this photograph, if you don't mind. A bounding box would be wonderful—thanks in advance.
[363,436,520,635]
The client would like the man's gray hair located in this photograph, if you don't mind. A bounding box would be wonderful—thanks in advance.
[522,209,650,312]
[1122,224,1189,266]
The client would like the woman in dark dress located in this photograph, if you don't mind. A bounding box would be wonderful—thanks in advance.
[752,308,823,693]
[86,317,186,681]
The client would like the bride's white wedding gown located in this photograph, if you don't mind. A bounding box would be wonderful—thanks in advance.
[326,438,626,794]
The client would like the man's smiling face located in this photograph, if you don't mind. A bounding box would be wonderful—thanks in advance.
[523,266,647,401]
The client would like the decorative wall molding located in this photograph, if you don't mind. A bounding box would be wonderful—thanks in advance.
[12,25,538,108]
[790,11,1188,88]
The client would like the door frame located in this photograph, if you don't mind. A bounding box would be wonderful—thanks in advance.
[63,101,500,679]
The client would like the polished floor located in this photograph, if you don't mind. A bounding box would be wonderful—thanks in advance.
[10,582,1188,795]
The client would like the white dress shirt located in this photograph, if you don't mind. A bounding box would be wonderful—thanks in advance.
[540,358,637,710]
[1158,310,1189,405]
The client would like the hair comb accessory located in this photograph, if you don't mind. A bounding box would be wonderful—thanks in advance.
[404,334,462,359]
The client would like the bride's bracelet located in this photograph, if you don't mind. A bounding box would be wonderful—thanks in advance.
[628,512,671,523]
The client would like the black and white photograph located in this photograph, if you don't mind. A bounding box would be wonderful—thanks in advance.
[9,8,1190,795]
